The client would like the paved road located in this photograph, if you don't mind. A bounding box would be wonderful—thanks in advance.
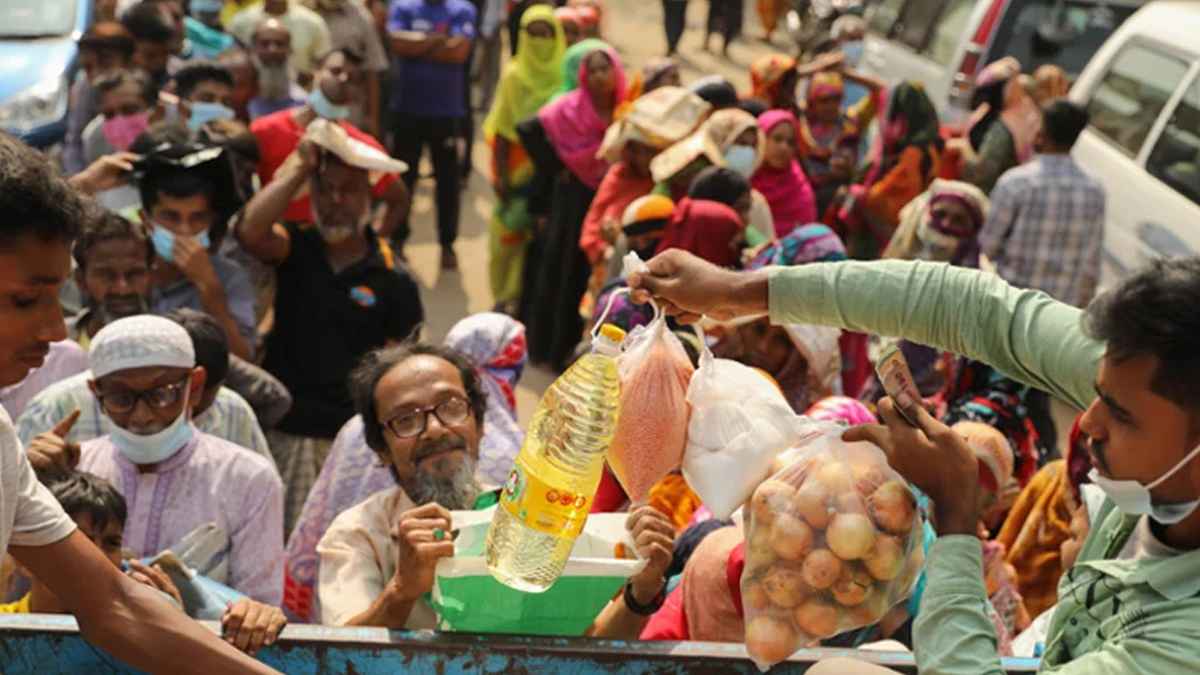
[400,0,791,424]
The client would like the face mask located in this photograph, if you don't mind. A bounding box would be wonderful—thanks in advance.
[151,224,212,263]
[109,386,195,465]
[841,40,864,67]
[1088,441,1200,524]
[308,85,350,120]
[102,111,151,151]
[188,101,236,131]
[527,36,557,61]
[724,145,758,179]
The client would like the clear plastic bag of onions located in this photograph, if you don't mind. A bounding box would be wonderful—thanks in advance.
[741,427,927,671]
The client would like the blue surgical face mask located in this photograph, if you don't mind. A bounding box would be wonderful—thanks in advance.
[841,40,864,67]
[308,85,350,120]
[724,144,758,179]
[188,101,236,131]
[1088,441,1200,524]
[108,386,195,465]
[151,224,212,263]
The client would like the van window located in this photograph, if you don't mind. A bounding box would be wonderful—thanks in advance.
[988,1,1137,77]
[1146,77,1200,207]
[895,0,947,51]
[1086,43,1190,157]
[922,0,975,66]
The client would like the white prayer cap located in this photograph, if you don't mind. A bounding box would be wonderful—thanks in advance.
[89,315,195,379]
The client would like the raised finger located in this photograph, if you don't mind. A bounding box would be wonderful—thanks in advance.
[52,409,81,436]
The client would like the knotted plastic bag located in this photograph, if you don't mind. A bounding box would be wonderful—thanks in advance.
[680,323,816,520]
[604,254,695,502]
[741,428,927,671]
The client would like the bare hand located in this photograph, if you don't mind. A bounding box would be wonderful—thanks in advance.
[389,502,456,601]
[296,138,321,175]
[625,505,674,604]
[842,397,980,535]
[126,560,183,608]
[70,152,139,195]
[627,249,765,323]
[26,410,81,475]
[600,217,621,246]
[221,598,288,655]
[171,233,220,292]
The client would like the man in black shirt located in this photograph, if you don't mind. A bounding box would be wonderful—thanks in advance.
[238,119,423,531]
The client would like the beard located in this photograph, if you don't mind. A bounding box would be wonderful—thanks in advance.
[93,294,149,326]
[255,58,296,101]
[398,453,482,511]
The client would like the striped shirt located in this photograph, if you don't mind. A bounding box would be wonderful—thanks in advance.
[979,154,1106,308]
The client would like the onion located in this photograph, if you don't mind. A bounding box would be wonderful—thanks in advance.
[844,588,888,627]
[793,597,840,639]
[813,461,853,494]
[748,528,779,568]
[771,513,815,562]
[868,480,917,534]
[826,513,877,561]
[800,548,843,590]
[834,492,868,516]
[752,480,798,527]
[743,580,772,611]
[793,480,833,529]
[745,616,799,666]
[851,461,887,496]
[762,564,809,608]
[863,534,905,581]
[831,564,873,607]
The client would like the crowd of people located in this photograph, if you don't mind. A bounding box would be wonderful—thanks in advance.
[3,0,1197,673]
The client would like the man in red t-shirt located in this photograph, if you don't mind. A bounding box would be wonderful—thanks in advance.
[251,48,409,236]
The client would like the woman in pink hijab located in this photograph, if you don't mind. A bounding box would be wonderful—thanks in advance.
[752,109,818,237]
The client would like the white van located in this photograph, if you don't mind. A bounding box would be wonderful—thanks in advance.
[859,0,1144,125]
[1069,0,1200,287]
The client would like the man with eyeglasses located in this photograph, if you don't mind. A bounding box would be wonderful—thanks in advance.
[75,315,285,605]
[239,119,423,533]
[315,343,676,635]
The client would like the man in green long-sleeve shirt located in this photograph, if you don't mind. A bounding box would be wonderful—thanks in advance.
[630,250,1200,674]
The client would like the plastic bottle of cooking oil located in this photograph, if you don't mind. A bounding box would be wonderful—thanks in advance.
[485,324,625,592]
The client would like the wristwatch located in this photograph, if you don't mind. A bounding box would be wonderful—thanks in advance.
[623,579,667,616]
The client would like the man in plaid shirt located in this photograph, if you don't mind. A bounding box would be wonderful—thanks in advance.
[979,100,1106,308]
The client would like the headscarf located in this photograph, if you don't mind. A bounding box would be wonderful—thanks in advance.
[482,5,565,142]
[555,38,608,94]
[884,81,942,156]
[689,75,739,110]
[681,526,746,641]
[805,396,876,426]
[554,6,581,33]
[884,178,990,266]
[744,224,845,410]
[752,110,818,234]
[539,40,627,188]
[591,280,654,333]
[599,86,710,162]
[807,70,845,105]
[994,459,1074,619]
[940,359,1040,487]
[968,57,1040,163]
[748,53,797,106]
[650,108,765,183]
[280,313,528,621]
[654,198,744,267]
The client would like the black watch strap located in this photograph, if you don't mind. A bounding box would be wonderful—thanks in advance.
[623,580,667,616]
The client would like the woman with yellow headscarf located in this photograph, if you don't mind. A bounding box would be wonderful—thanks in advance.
[483,5,566,312]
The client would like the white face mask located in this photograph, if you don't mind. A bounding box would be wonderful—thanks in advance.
[1088,441,1200,524]
[109,387,195,465]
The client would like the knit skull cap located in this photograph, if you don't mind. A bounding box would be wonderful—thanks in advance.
[90,315,196,379]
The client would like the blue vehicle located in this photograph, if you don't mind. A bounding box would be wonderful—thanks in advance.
[0,0,92,148]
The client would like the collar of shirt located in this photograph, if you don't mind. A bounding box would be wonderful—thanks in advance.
[296,224,397,276]
[1074,500,1200,601]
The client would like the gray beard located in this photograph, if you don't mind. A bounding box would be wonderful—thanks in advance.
[399,456,482,511]
[256,59,296,101]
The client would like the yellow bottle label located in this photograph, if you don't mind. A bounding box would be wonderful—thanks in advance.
[500,459,591,539]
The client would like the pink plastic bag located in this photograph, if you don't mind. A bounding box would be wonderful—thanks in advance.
[606,255,694,502]
[741,428,926,671]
